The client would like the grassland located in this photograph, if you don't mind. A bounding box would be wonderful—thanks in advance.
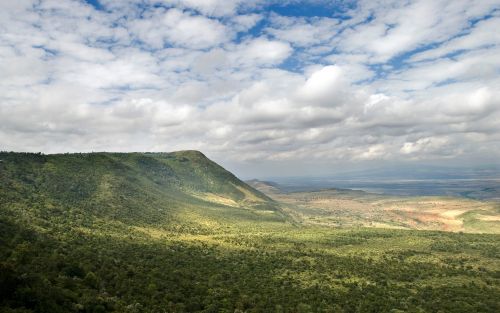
[248,180,500,234]
[1,152,499,312]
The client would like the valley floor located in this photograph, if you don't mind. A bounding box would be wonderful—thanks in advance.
[2,207,500,313]
[249,181,500,234]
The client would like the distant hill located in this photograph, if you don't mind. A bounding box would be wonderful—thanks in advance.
[246,179,282,194]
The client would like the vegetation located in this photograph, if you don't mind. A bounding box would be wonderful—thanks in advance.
[1,152,499,312]
[247,180,500,233]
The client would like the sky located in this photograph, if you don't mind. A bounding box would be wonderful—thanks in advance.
[0,0,499,177]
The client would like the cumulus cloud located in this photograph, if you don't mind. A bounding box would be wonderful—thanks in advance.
[266,14,341,47]
[128,8,230,49]
[0,0,499,175]
[231,37,292,67]
[297,65,348,106]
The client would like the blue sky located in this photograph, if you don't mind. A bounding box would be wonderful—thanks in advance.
[0,0,499,176]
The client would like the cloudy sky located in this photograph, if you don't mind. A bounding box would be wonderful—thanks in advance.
[1,0,499,177]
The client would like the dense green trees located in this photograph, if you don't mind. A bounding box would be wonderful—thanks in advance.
[2,221,499,312]
[0,152,499,312]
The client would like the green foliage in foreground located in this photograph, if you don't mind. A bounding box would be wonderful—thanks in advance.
[1,152,499,313]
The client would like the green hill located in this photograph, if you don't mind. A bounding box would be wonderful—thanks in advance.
[1,151,499,313]
[0,151,284,231]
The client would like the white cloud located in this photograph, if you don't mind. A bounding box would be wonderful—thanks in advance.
[128,8,230,49]
[0,0,499,174]
[410,16,500,62]
[399,136,462,159]
[167,0,246,17]
[266,14,341,47]
[383,46,500,92]
[336,0,498,62]
[297,65,348,106]
[230,13,262,32]
[230,37,292,67]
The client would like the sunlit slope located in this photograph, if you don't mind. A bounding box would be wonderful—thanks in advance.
[0,151,284,229]
[248,180,500,234]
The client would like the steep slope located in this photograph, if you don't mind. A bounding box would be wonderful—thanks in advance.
[0,151,284,230]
